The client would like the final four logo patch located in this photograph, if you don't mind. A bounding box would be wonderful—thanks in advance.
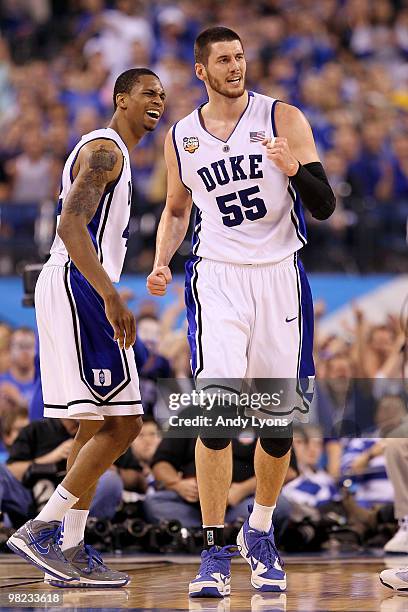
[183,136,199,153]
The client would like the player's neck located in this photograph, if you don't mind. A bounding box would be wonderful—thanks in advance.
[204,90,248,122]
[108,116,143,151]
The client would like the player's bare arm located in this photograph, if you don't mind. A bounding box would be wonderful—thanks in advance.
[263,103,336,220]
[147,128,192,296]
[57,139,136,349]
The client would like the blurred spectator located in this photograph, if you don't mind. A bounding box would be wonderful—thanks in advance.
[0,323,11,374]
[0,403,29,452]
[282,425,337,508]
[113,416,162,500]
[137,313,171,415]
[0,327,36,405]
[341,395,406,507]
[6,131,55,204]
[313,351,375,442]
[130,416,161,480]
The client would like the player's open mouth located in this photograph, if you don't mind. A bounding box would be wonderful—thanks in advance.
[227,77,241,85]
[145,110,160,119]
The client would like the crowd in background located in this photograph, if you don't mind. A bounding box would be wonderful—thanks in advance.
[0,0,407,273]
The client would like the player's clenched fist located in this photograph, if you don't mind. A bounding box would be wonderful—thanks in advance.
[262,137,299,177]
[146,265,172,296]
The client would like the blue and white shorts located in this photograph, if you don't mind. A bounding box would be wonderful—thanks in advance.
[35,263,142,420]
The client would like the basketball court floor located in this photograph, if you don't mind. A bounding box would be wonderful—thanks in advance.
[0,552,406,611]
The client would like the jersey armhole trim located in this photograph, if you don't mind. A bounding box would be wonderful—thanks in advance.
[171,123,192,195]
[271,99,281,138]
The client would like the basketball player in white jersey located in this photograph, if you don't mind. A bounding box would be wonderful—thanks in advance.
[8,68,165,587]
[147,28,335,597]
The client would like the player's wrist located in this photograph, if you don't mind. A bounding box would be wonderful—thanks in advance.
[102,288,120,303]
[287,160,300,177]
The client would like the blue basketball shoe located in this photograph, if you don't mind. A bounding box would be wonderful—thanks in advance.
[237,512,286,592]
[189,546,239,598]
[7,519,80,582]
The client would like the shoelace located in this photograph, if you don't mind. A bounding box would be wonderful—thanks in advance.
[200,546,240,575]
[246,533,284,570]
[29,523,66,562]
[82,545,108,574]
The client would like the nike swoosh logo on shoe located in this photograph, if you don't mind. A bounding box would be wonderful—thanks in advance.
[250,557,259,571]
[28,532,50,555]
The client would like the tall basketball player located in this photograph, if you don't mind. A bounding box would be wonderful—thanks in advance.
[147,28,335,597]
[8,68,165,587]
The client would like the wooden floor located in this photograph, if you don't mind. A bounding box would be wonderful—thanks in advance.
[0,554,406,611]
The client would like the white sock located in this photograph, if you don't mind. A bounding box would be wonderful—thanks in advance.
[249,501,275,533]
[36,485,79,524]
[61,509,89,551]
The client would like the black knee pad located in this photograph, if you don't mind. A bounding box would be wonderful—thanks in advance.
[199,437,231,450]
[260,433,293,458]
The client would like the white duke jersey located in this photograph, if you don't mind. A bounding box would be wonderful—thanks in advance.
[173,91,307,264]
[47,128,132,282]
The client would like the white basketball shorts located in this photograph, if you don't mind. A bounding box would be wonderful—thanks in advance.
[35,263,143,420]
[185,253,315,421]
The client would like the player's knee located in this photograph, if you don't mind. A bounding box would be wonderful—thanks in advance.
[259,435,293,458]
[76,419,103,444]
[102,415,142,451]
[199,437,231,450]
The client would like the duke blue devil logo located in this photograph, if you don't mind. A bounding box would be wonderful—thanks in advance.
[92,369,112,387]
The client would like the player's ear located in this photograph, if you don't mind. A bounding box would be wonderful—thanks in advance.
[116,93,128,110]
[195,63,206,83]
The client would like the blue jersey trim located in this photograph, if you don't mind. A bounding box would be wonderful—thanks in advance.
[271,99,280,138]
[288,183,307,246]
[185,255,203,378]
[192,206,202,255]
[196,91,254,144]
[293,254,315,410]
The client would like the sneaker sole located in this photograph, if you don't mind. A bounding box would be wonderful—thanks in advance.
[237,528,286,592]
[44,577,129,588]
[7,536,78,582]
[380,577,408,594]
[189,580,230,598]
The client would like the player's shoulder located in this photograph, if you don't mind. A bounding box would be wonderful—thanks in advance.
[171,106,198,134]
[78,131,123,156]
[77,132,123,168]
[274,101,305,122]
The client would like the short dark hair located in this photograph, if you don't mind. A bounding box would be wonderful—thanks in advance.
[0,403,28,439]
[113,68,159,110]
[194,26,243,65]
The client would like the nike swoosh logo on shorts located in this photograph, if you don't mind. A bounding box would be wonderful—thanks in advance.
[285,316,297,323]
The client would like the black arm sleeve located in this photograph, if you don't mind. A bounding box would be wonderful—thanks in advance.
[290,161,336,221]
